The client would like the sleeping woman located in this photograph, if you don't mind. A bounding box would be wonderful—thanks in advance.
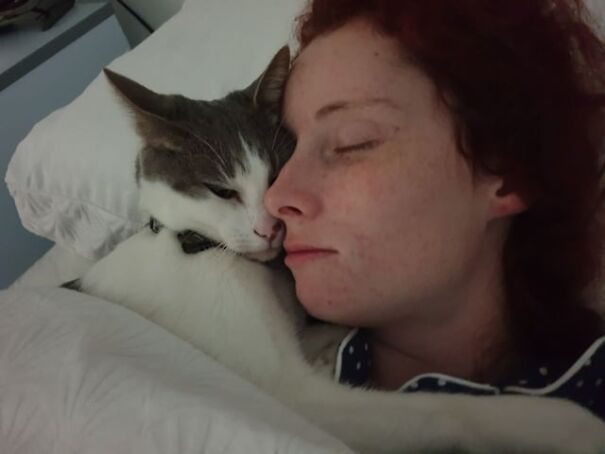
[266,0,605,418]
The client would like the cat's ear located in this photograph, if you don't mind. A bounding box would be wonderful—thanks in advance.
[246,46,291,120]
[103,68,189,151]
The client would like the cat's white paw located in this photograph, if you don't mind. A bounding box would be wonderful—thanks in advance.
[453,395,605,453]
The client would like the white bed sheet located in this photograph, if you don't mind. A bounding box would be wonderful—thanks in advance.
[4,246,353,453]
[10,244,96,289]
[0,285,352,454]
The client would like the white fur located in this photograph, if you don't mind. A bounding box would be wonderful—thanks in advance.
[139,141,282,260]
[79,229,605,453]
[78,205,605,453]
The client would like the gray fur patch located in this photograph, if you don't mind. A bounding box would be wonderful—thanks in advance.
[104,47,294,198]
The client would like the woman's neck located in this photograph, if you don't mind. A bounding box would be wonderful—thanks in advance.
[368,243,510,390]
[368,318,504,390]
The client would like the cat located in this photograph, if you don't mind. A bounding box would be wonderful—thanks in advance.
[65,47,605,453]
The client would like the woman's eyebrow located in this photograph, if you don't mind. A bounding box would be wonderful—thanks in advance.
[315,97,400,119]
[281,97,399,132]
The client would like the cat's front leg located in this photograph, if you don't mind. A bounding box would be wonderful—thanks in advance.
[381,393,605,453]
[439,393,605,453]
[293,375,605,454]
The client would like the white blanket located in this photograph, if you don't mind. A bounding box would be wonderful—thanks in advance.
[0,286,351,454]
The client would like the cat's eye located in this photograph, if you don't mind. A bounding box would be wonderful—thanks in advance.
[205,183,240,201]
[334,140,382,154]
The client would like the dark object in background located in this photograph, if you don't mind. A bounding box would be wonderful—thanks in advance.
[0,0,74,30]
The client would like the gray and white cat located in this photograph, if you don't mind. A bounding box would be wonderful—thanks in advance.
[68,47,605,453]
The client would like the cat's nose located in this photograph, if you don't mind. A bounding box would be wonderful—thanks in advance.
[254,221,283,242]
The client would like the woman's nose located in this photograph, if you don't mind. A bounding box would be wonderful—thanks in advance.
[264,156,319,221]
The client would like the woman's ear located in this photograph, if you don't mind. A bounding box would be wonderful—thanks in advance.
[487,174,531,219]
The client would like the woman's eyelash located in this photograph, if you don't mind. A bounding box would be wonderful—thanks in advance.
[334,140,382,153]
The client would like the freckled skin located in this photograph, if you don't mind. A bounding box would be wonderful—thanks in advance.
[265,19,511,332]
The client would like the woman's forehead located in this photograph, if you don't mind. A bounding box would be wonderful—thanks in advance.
[288,21,402,91]
[283,26,435,131]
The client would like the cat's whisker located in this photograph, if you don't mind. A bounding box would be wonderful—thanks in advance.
[271,135,286,171]
[216,241,229,252]
[190,133,229,173]
[271,127,295,170]
[214,246,239,280]
[216,141,230,181]
[270,125,282,162]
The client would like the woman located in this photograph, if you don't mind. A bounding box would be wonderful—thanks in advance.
[265,0,605,418]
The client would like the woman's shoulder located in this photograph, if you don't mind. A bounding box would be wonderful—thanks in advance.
[336,330,605,420]
[493,336,605,420]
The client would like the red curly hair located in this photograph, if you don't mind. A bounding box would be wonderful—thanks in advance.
[296,0,605,366]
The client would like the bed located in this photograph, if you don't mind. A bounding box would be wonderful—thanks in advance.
[10,244,95,289]
[2,0,605,452]
[0,1,357,451]
[1,261,351,454]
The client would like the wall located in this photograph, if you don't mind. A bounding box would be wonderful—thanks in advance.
[0,14,129,288]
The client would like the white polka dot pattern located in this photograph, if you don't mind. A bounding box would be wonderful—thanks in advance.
[336,330,605,421]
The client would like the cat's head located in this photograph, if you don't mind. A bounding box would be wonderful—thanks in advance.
[104,47,294,262]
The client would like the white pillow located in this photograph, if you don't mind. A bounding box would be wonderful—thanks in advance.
[586,0,605,36]
[6,0,604,261]
[6,0,306,260]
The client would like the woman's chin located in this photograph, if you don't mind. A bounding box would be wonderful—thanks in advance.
[296,285,348,322]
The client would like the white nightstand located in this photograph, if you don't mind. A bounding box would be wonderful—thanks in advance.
[0,1,130,288]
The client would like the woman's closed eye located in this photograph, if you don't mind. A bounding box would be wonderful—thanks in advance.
[331,119,390,154]
[334,139,383,154]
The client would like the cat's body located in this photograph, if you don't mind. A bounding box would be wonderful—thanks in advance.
[69,49,605,453]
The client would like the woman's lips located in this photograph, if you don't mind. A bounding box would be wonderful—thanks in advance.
[284,245,337,266]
